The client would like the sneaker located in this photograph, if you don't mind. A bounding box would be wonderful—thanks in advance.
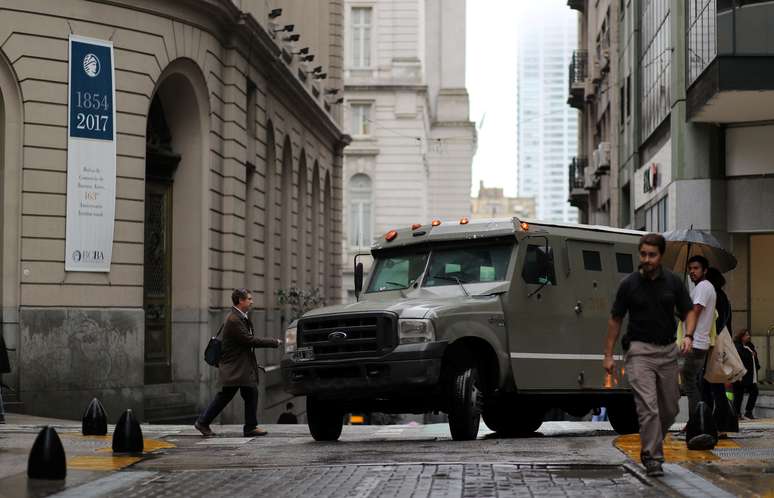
[644,460,664,477]
[194,420,215,437]
[244,427,268,437]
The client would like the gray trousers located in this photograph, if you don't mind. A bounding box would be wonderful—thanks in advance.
[625,341,680,463]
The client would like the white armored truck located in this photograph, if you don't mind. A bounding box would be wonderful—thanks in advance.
[281,218,643,441]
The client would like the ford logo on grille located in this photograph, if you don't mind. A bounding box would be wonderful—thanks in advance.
[328,330,347,341]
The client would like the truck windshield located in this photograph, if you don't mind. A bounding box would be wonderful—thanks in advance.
[423,243,512,287]
[367,250,429,292]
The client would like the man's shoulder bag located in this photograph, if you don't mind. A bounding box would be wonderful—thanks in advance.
[204,324,224,367]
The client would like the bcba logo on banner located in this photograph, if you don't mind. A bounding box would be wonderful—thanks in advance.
[83,53,101,77]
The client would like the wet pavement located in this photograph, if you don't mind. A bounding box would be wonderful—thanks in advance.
[1,413,773,497]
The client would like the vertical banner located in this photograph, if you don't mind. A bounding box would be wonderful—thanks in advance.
[65,35,117,272]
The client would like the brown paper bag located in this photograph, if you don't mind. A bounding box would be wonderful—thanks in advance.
[704,327,747,384]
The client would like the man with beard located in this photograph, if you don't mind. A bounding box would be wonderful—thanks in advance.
[603,233,696,477]
[682,255,717,418]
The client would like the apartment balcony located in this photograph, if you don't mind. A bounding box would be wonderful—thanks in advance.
[567,50,587,110]
[568,157,588,209]
[567,0,585,13]
[687,0,774,122]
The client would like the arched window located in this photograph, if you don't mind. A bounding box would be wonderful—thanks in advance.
[264,123,277,311]
[281,136,293,288]
[311,163,321,288]
[348,173,372,248]
[297,153,308,287]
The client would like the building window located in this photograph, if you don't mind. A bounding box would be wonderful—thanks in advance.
[350,103,371,136]
[644,196,668,233]
[350,7,373,68]
[686,0,717,86]
[348,174,372,248]
[640,0,671,140]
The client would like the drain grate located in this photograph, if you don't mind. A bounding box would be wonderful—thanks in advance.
[712,447,774,459]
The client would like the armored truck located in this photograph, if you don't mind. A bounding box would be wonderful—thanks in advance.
[281,217,643,441]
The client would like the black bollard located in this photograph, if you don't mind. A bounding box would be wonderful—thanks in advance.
[111,409,143,453]
[27,426,67,480]
[82,398,108,436]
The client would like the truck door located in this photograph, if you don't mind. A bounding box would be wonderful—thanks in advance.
[564,239,619,389]
[506,236,582,390]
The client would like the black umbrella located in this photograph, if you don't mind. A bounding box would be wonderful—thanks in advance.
[662,228,737,274]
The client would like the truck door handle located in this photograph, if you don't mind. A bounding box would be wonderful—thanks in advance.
[574,301,582,314]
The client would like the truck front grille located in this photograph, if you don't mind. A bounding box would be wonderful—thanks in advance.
[298,312,398,358]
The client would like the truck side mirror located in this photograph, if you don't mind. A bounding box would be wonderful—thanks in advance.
[354,262,364,301]
[537,244,554,284]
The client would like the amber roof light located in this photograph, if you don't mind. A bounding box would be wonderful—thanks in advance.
[459,217,469,225]
[385,230,398,242]
[520,221,529,231]
[431,219,441,226]
[411,223,422,230]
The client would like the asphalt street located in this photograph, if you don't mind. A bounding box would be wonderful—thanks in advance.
[1,414,773,497]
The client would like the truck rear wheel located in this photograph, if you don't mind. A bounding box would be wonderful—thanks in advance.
[307,396,344,441]
[448,367,482,441]
[607,397,640,435]
[482,395,543,436]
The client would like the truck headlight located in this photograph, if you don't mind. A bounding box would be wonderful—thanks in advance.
[285,326,297,352]
[398,319,435,344]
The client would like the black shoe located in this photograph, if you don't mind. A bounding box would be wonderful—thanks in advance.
[194,420,215,437]
[744,412,755,420]
[644,460,664,477]
[687,433,717,450]
[244,427,268,437]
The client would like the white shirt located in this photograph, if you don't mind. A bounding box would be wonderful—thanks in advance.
[691,279,716,350]
[232,306,248,321]
[743,345,758,384]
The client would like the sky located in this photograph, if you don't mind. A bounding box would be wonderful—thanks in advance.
[466,0,573,198]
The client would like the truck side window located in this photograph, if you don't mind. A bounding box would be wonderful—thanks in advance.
[616,252,634,273]
[582,250,602,271]
[522,245,557,285]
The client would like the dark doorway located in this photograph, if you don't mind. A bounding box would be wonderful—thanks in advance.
[144,95,180,384]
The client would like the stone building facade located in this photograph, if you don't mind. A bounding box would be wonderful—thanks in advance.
[567,0,620,227]
[0,0,349,423]
[470,181,535,220]
[339,0,476,301]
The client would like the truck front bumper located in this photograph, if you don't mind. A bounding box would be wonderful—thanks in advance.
[280,341,447,398]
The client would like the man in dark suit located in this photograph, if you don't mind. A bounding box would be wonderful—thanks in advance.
[195,288,281,437]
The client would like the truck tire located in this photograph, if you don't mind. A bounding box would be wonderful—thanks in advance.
[307,396,344,441]
[448,367,482,441]
[607,397,640,435]
[482,395,543,436]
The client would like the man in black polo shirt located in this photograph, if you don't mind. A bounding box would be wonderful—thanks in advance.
[603,233,696,477]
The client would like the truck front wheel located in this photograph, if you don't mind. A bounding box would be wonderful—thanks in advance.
[307,396,344,441]
[607,396,640,435]
[448,367,482,441]
[483,395,544,436]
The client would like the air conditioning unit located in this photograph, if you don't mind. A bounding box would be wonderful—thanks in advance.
[591,60,602,82]
[584,79,596,100]
[600,48,611,72]
[596,142,611,172]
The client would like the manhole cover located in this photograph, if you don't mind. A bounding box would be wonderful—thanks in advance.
[712,447,774,459]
